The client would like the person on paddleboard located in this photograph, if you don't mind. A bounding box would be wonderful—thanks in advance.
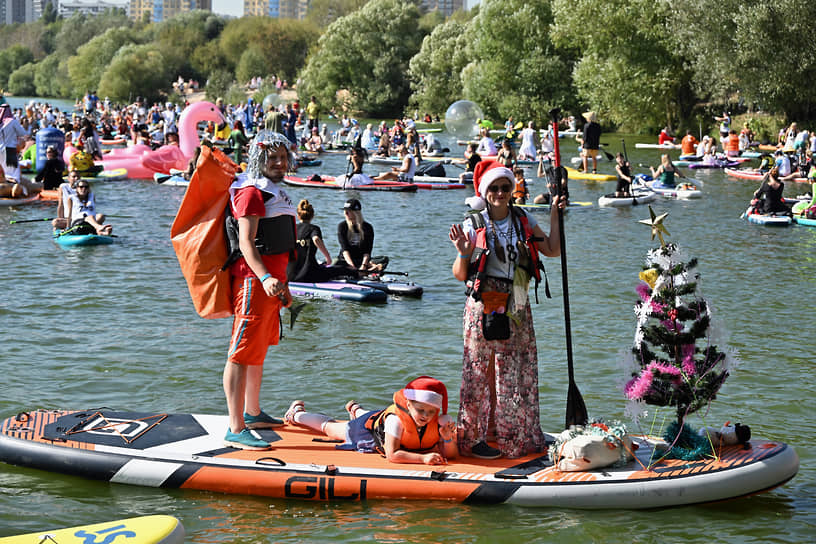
[576,111,601,174]
[614,152,633,197]
[287,199,348,283]
[450,160,564,459]
[56,174,112,236]
[334,198,385,274]
[751,167,791,216]
[650,154,687,188]
[222,130,297,451]
[284,376,458,465]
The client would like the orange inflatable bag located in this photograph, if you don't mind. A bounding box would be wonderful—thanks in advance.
[171,145,239,319]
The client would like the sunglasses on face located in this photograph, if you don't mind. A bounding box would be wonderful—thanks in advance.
[76,184,89,188]
[487,184,512,193]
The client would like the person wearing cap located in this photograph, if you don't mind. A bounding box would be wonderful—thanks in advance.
[449,160,564,459]
[221,130,298,451]
[576,111,601,173]
[335,198,381,272]
[35,145,65,190]
[283,376,458,465]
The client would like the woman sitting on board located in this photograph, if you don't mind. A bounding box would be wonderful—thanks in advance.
[335,198,384,274]
[59,175,112,236]
[751,167,791,216]
[287,199,347,283]
[650,154,687,188]
[284,376,458,466]
[495,139,516,168]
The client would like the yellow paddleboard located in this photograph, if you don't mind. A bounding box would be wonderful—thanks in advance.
[0,515,184,544]
[565,166,616,181]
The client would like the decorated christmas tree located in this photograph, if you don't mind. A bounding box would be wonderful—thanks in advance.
[623,208,737,436]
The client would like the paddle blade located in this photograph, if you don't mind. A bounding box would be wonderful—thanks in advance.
[565,380,588,429]
[288,302,306,329]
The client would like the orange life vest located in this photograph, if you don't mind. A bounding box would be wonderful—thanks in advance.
[725,135,740,152]
[365,389,440,453]
[512,177,527,200]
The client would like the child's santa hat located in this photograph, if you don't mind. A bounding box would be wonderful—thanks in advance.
[402,376,448,414]
[464,159,514,211]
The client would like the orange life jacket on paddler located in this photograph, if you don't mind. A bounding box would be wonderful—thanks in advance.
[725,135,740,153]
[365,389,441,453]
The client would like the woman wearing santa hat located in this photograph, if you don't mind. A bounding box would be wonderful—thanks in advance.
[448,160,564,459]
[284,376,457,465]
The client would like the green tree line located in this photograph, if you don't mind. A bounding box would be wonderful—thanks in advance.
[2,0,813,133]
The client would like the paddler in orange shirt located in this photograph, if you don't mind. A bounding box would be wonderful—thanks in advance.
[680,131,698,156]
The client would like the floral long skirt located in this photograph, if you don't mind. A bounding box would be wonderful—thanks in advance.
[457,278,546,458]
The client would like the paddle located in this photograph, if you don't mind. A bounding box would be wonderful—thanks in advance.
[155,173,173,184]
[549,107,589,430]
[9,217,56,224]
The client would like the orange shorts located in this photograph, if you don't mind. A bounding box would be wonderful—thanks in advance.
[582,148,599,159]
[227,276,282,366]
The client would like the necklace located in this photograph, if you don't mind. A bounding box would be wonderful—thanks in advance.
[488,213,514,263]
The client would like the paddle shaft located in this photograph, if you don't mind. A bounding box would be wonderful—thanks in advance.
[549,108,588,429]
[9,217,56,224]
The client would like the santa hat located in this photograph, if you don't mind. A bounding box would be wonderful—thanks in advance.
[464,159,514,210]
[402,376,448,414]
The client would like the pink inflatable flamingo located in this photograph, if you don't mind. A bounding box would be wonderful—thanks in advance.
[64,101,225,179]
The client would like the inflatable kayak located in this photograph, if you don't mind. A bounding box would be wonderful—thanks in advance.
[289,281,388,302]
[284,175,418,192]
[0,194,40,206]
[742,207,792,226]
[0,515,184,544]
[0,409,798,509]
[793,215,816,227]
[725,168,808,183]
[53,230,115,246]
[634,175,702,199]
[564,167,616,181]
[598,190,658,207]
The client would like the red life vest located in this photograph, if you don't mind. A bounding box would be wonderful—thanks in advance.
[365,389,440,453]
[464,207,548,302]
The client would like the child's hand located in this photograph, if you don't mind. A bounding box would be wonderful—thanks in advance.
[423,452,447,465]
[438,414,456,441]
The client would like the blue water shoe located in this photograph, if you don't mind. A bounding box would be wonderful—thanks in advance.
[224,428,270,450]
[244,410,284,429]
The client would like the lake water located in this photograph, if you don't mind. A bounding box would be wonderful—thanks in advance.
[0,117,812,542]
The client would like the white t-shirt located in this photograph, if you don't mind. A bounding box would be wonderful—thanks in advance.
[464,209,539,280]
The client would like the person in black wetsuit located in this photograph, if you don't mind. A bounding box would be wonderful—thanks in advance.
[35,145,65,190]
[751,167,791,216]
[614,152,633,197]
[287,199,347,283]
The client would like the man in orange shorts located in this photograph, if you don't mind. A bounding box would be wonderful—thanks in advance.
[223,130,297,450]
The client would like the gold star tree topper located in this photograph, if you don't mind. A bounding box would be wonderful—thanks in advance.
[638,205,670,246]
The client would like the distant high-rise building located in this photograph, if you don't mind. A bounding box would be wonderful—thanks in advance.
[59,1,125,18]
[420,0,464,16]
[129,0,211,22]
[1,0,35,24]
[244,0,309,20]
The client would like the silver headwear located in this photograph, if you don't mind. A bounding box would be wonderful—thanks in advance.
[246,130,294,179]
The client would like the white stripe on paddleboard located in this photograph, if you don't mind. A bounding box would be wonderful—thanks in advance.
[110,459,184,486]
